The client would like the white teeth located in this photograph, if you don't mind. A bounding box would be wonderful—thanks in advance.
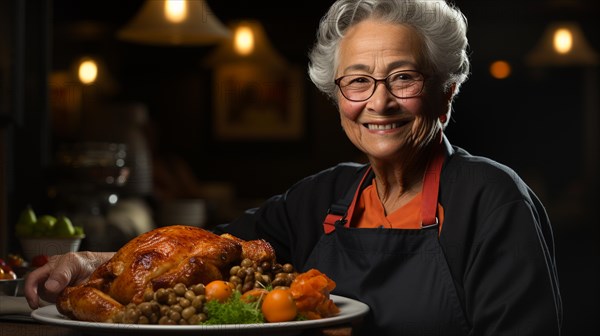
[367,123,399,130]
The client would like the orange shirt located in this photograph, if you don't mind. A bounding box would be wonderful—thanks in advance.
[351,179,444,230]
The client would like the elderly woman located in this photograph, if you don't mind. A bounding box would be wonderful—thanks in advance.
[26,0,561,335]
[220,0,562,334]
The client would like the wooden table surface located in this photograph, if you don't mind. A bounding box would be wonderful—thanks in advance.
[0,319,355,336]
[1,320,81,336]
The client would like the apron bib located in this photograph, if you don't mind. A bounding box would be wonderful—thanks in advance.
[304,144,470,335]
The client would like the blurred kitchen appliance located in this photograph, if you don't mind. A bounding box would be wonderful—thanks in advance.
[159,198,207,228]
[51,142,130,251]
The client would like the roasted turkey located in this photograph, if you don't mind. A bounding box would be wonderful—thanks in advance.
[56,225,275,322]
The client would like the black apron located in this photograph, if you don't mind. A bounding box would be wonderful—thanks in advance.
[304,144,471,336]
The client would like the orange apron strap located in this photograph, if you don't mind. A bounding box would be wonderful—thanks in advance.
[324,133,446,232]
[323,167,373,234]
[421,139,445,227]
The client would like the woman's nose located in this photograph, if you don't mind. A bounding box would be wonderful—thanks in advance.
[367,82,397,111]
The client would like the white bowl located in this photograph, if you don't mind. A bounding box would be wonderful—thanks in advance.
[0,278,24,296]
[19,236,84,261]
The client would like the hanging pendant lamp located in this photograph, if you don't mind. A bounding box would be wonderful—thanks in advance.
[203,20,287,71]
[526,21,598,67]
[117,0,230,46]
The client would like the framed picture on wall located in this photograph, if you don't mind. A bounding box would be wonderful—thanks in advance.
[212,63,305,141]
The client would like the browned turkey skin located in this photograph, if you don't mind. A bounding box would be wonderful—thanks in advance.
[56,225,275,322]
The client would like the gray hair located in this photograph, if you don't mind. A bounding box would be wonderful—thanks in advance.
[308,0,470,102]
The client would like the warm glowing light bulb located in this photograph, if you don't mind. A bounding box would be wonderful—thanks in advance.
[489,60,511,79]
[234,26,254,55]
[164,0,187,23]
[78,59,98,85]
[553,28,573,54]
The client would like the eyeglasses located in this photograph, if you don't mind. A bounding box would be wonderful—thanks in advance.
[334,70,425,102]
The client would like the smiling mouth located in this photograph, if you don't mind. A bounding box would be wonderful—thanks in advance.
[364,122,405,130]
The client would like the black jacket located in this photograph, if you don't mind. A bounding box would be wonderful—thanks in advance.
[216,140,563,335]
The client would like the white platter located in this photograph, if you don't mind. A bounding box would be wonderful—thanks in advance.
[31,295,369,335]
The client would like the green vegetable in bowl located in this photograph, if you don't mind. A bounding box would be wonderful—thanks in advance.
[53,215,75,237]
[15,205,36,237]
[15,206,85,238]
[203,291,264,325]
[35,215,57,236]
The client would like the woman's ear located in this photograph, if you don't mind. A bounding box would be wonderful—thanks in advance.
[444,83,456,104]
[439,83,456,125]
[441,83,456,114]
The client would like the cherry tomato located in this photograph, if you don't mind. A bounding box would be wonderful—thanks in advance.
[261,288,297,322]
[7,254,25,268]
[0,258,14,273]
[0,267,17,280]
[31,254,49,267]
[204,280,233,303]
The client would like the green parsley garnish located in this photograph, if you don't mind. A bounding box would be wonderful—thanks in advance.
[203,291,265,325]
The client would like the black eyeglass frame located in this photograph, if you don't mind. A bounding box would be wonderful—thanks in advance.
[334,70,426,102]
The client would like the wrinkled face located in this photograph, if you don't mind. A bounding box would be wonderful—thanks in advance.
[336,20,450,161]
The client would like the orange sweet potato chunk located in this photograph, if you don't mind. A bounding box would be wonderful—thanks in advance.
[290,268,340,319]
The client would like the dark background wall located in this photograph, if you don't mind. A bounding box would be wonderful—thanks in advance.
[49,0,600,203]
[4,0,599,334]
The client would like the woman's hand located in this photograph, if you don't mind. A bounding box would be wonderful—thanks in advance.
[24,251,114,309]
